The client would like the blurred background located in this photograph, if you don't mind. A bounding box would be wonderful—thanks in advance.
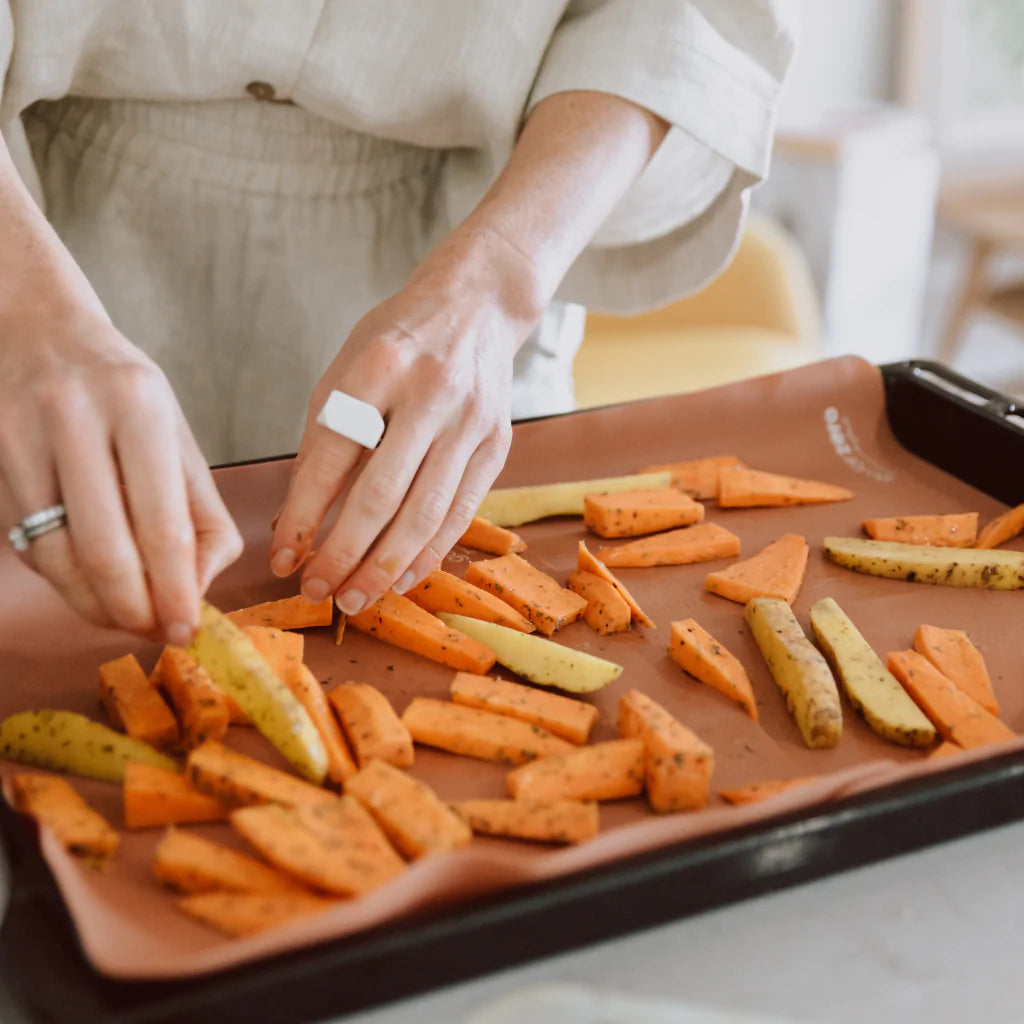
[573,0,1024,409]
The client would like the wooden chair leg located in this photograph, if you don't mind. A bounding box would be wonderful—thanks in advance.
[938,239,994,366]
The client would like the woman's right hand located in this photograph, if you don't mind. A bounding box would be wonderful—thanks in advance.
[0,301,243,645]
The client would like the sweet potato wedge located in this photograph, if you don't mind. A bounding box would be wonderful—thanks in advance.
[862,513,978,547]
[719,777,819,805]
[566,569,631,635]
[452,798,599,844]
[226,595,334,630]
[458,516,527,555]
[176,892,337,937]
[326,683,414,769]
[505,739,645,802]
[99,653,179,750]
[123,763,230,829]
[151,647,230,748]
[668,618,758,721]
[282,663,358,784]
[705,534,808,605]
[718,467,853,507]
[638,455,744,501]
[240,626,304,682]
[577,541,653,627]
[12,773,119,858]
[976,502,1024,550]
[597,523,740,568]
[913,625,999,716]
[405,569,535,633]
[583,488,704,538]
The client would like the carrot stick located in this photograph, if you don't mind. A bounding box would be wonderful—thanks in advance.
[151,647,230,748]
[401,697,574,765]
[669,618,759,721]
[638,455,744,501]
[583,488,704,538]
[505,739,645,802]
[862,513,978,547]
[344,759,472,858]
[449,671,598,743]
[98,653,179,750]
[452,798,599,844]
[123,763,230,828]
[976,502,1024,549]
[405,569,535,633]
[240,625,304,682]
[886,650,1016,749]
[704,533,808,605]
[463,553,587,636]
[348,591,497,673]
[566,569,631,635]
[231,797,405,896]
[226,595,334,630]
[458,516,527,555]
[176,892,337,937]
[912,625,1000,716]
[577,540,653,627]
[326,683,414,768]
[597,523,740,568]
[12,773,119,858]
[153,828,308,894]
[186,740,332,808]
[719,777,819,805]
[717,467,854,507]
[618,689,714,813]
[282,663,358,784]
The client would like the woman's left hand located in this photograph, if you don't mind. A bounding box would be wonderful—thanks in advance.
[269,227,538,615]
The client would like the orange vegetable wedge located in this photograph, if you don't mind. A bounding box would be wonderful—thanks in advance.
[638,455,744,501]
[928,741,965,761]
[704,533,808,605]
[583,488,704,538]
[177,892,338,937]
[347,591,497,673]
[597,523,740,568]
[98,653,179,750]
[12,773,119,858]
[452,798,599,844]
[886,650,1016,750]
[862,513,978,547]
[151,647,230,748]
[566,570,631,635]
[976,502,1024,549]
[668,618,758,721]
[505,739,645,802]
[405,569,535,633]
[719,777,819,805]
[326,683,414,769]
[577,540,654,627]
[226,595,334,630]
[240,626,304,682]
[717,467,854,507]
[464,554,587,636]
[123,763,230,829]
[282,663,358,784]
[912,625,1000,716]
[458,515,527,555]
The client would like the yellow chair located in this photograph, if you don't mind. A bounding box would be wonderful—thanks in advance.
[573,215,822,409]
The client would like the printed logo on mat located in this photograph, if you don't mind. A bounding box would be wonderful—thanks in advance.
[824,407,895,482]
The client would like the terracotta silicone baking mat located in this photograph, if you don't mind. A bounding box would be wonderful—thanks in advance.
[1,355,1021,979]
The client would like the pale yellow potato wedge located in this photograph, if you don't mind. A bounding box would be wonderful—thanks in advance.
[809,597,936,748]
[0,710,177,782]
[437,613,622,693]
[189,602,328,783]
[823,537,1024,589]
[477,471,672,528]
[745,597,842,749]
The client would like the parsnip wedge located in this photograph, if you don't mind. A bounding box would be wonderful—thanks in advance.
[809,597,935,748]
[477,471,672,527]
[745,598,842,749]
[823,537,1024,589]
[189,602,328,783]
[437,613,622,693]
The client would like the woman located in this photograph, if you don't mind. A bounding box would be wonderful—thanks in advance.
[0,1,793,644]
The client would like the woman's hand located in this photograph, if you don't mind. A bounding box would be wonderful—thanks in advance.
[270,227,536,614]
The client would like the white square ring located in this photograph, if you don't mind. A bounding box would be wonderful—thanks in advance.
[315,391,386,450]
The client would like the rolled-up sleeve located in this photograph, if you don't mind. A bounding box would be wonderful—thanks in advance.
[527,0,795,313]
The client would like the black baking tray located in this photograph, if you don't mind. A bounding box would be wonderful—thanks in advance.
[2,360,1023,1024]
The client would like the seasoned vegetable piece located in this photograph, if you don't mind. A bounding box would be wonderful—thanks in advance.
[913,625,999,716]
[344,759,472,858]
[153,828,307,894]
[282,663,358,784]
[719,777,819,805]
[477,470,672,527]
[401,698,574,765]
[0,710,177,782]
[12,773,119,858]
[566,569,632,635]
[226,595,334,630]
[745,598,842,749]
[453,798,599,844]
[976,502,1024,550]
[862,513,978,547]
[437,614,623,693]
[98,653,179,750]
[886,650,1016,750]
[668,619,758,720]
[705,534,809,605]
[186,741,331,808]
[151,647,230,748]
[123,763,230,828]
[638,455,744,500]
[583,488,704,538]
[464,553,587,636]
[822,537,1024,589]
[597,522,740,568]
[809,598,936,748]
[505,739,645,802]
[177,892,337,937]
[231,797,404,896]
[458,516,527,555]
[577,540,654,626]
[240,626,304,682]
[326,683,414,768]
[618,690,714,813]
[405,569,535,633]
[188,602,327,782]
[717,467,853,507]
[347,591,497,673]
[450,672,598,744]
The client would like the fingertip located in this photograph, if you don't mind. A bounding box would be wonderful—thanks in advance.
[165,620,196,648]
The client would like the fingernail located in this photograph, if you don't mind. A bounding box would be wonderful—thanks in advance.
[271,548,297,577]
[302,578,332,603]
[166,621,195,648]
[336,589,366,615]
[393,571,415,595]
